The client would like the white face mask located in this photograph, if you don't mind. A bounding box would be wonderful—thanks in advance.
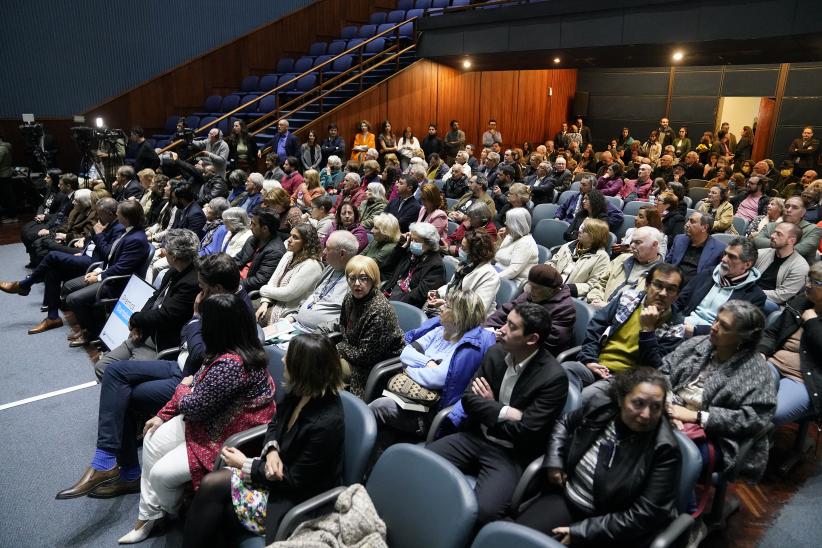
[458,248,469,263]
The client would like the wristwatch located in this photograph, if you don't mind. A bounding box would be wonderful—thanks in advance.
[696,410,705,426]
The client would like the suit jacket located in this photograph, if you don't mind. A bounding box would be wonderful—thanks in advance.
[119,178,145,201]
[788,137,820,170]
[267,132,299,160]
[665,235,726,275]
[235,236,286,292]
[460,345,568,463]
[133,141,160,172]
[100,228,149,280]
[172,201,207,238]
[84,220,125,262]
[385,195,421,233]
[252,392,344,543]
[129,264,199,351]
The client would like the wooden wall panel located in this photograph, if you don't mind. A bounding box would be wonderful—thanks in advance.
[303,60,578,156]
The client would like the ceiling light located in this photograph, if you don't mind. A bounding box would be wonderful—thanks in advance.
[462,59,471,69]
[672,51,684,62]
[553,57,561,64]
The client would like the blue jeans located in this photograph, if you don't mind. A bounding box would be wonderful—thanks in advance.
[768,363,811,426]
[97,359,183,467]
[764,299,780,314]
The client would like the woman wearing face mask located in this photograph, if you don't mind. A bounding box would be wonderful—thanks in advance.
[514,368,680,547]
[697,185,736,234]
[427,230,499,316]
[383,222,446,309]
[320,201,368,252]
[362,213,401,277]
[358,182,388,230]
[255,223,324,326]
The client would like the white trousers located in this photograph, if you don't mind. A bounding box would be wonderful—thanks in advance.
[138,414,191,520]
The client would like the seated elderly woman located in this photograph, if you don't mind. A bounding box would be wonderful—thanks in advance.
[495,182,532,227]
[322,256,404,398]
[263,188,303,235]
[220,206,253,257]
[697,185,737,234]
[428,230,499,316]
[183,334,345,546]
[661,300,776,483]
[255,223,324,326]
[382,222,446,309]
[115,292,277,544]
[494,207,538,288]
[547,218,611,300]
[514,368,680,547]
[370,290,496,449]
[758,262,822,425]
[320,154,344,192]
[746,197,784,239]
[417,182,449,241]
[362,212,401,277]
[358,181,388,229]
[444,201,498,257]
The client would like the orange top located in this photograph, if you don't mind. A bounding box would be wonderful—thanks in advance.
[351,132,376,162]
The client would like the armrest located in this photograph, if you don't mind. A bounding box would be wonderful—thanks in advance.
[156,346,181,361]
[510,456,545,516]
[650,513,695,548]
[363,357,403,403]
[95,274,131,300]
[213,424,268,468]
[248,290,261,300]
[555,345,581,364]
[275,486,347,541]
[327,331,343,345]
[85,261,103,275]
[425,404,456,445]
[725,422,774,482]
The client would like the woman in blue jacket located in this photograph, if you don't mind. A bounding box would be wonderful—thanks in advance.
[369,289,496,450]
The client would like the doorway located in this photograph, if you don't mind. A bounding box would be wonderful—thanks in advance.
[716,96,776,161]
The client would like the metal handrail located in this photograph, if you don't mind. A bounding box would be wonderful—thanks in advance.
[159,17,417,153]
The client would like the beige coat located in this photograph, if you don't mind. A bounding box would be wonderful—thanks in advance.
[547,244,610,299]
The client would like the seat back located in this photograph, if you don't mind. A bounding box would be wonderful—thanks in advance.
[605,195,623,210]
[564,382,581,415]
[276,57,295,73]
[295,74,316,91]
[240,75,259,92]
[732,216,748,235]
[616,215,635,239]
[220,95,240,112]
[387,10,406,23]
[415,0,432,8]
[340,25,358,40]
[257,95,277,114]
[265,345,287,404]
[390,300,427,332]
[536,244,550,263]
[533,219,569,249]
[163,116,179,131]
[447,220,459,235]
[532,203,559,227]
[364,37,385,54]
[313,54,333,68]
[369,12,387,24]
[358,24,377,38]
[308,41,327,56]
[622,200,647,216]
[471,521,564,548]
[340,391,378,485]
[258,74,279,91]
[332,55,353,72]
[293,56,314,74]
[138,245,156,278]
[571,298,595,347]
[673,430,703,512]
[443,255,457,282]
[368,444,478,548]
[496,278,519,305]
[557,190,576,208]
[327,40,348,55]
[712,233,738,246]
[202,95,223,112]
[689,186,709,202]
[406,8,425,18]
[184,115,200,130]
[152,267,169,290]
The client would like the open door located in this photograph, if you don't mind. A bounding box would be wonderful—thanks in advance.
[752,97,775,162]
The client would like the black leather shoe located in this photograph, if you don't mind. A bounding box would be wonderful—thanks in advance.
[55,466,119,499]
[88,476,141,499]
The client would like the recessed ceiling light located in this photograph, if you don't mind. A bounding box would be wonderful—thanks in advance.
[672,51,684,62]
[462,59,471,69]
[553,57,561,64]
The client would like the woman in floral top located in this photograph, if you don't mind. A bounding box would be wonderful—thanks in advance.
[118,293,276,544]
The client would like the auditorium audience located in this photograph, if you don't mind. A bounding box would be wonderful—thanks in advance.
[657,189,687,248]
[697,185,736,234]
[754,195,822,263]
[234,207,285,292]
[494,207,538,287]
[564,188,608,242]
[351,120,375,163]
[385,174,421,233]
[304,194,334,241]
[30,187,97,266]
[588,226,664,307]
[362,212,400,276]
[383,222,446,308]
[746,197,784,239]
[595,163,624,196]
[319,154,343,192]
[495,182,532,228]
[226,120,258,173]
[371,289,495,449]
[183,333,345,546]
[322,201,368,252]
[417,182,449,240]
[291,168,324,210]
[220,206,253,257]
[429,230,499,316]
[428,302,568,524]
[358,181,387,230]
[262,187,302,235]
[547,218,611,301]
[449,174,496,220]
[515,367,680,546]
[754,222,809,311]
[665,212,726,287]
[255,223,323,326]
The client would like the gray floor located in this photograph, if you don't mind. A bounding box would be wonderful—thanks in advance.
[0,244,181,546]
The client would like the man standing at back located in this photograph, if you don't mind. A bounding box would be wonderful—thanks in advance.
[789,127,819,177]
[482,119,502,149]
[428,303,568,525]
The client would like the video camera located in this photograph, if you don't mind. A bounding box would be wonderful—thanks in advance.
[19,122,44,148]
[174,127,196,143]
[70,126,126,152]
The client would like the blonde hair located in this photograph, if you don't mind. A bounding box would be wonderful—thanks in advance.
[345,255,381,287]
[445,289,487,338]
[263,187,291,209]
[373,213,401,242]
[137,168,156,182]
[304,169,320,189]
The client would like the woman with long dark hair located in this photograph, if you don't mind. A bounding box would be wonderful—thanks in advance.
[117,293,276,543]
[564,188,607,242]
[184,334,345,546]
[227,120,258,172]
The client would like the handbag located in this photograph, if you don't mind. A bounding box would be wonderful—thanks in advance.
[387,371,441,405]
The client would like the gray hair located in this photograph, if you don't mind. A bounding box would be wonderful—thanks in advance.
[366,148,379,159]
[538,161,552,174]
[717,300,766,352]
[505,207,532,239]
[248,172,264,190]
[344,172,361,186]
[456,150,469,163]
[118,165,135,179]
[73,188,94,208]
[96,196,118,216]
[580,173,596,185]
[222,206,250,231]
[467,201,493,224]
[486,151,501,164]
[635,225,663,246]
[409,164,427,179]
[694,211,713,230]
[728,237,758,263]
[327,155,342,169]
[163,228,200,263]
[410,222,440,251]
[208,197,230,217]
[451,163,464,175]
[328,230,359,258]
[366,182,385,201]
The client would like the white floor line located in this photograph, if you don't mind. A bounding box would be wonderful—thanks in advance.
[0,381,98,411]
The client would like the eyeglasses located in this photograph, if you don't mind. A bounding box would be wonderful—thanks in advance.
[649,279,680,294]
[347,274,372,285]
[806,277,822,287]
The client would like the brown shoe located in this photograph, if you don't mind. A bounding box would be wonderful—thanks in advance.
[69,337,90,348]
[55,466,120,499]
[88,476,141,499]
[0,281,30,296]
[28,317,63,335]
[67,330,84,341]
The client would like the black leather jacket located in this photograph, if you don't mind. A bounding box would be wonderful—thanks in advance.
[545,391,680,546]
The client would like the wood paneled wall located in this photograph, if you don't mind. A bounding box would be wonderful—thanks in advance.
[84,0,395,133]
[301,60,577,152]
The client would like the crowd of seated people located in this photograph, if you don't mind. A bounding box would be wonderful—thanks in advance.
[3,115,821,547]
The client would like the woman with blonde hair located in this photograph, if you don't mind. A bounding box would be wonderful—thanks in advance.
[362,213,401,276]
[547,218,611,300]
[359,182,388,230]
[291,168,325,210]
[417,182,449,240]
[137,168,156,214]
[255,222,324,326]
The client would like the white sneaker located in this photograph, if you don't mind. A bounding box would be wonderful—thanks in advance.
[686,519,708,548]
[118,518,158,544]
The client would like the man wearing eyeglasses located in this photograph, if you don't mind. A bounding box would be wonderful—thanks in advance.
[563,263,686,390]
[754,196,822,263]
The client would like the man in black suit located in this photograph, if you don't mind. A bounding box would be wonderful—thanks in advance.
[130,127,160,173]
[113,165,143,202]
[385,174,421,233]
[428,302,569,525]
[234,207,285,292]
[788,126,820,176]
[171,183,207,238]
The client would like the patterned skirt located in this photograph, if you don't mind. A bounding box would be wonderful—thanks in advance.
[230,467,269,535]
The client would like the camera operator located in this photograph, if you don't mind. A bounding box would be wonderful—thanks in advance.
[0,132,16,223]
[130,127,160,173]
[191,128,229,177]
[160,152,228,206]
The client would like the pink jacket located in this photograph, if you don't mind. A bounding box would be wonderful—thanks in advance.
[417,206,449,241]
